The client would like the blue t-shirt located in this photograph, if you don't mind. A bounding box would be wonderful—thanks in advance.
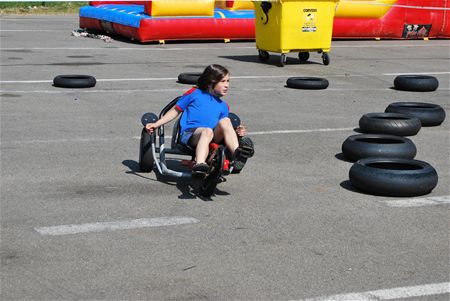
[175,88,229,132]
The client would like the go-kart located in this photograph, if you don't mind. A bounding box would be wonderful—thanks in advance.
[138,96,250,197]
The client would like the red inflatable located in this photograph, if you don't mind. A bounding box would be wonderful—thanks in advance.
[333,0,450,39]
[80,1,449,43]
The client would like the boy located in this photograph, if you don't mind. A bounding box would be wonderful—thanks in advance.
[145,64,254,175]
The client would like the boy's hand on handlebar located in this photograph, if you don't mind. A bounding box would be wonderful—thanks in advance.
[145,123,158,134]
[236,125,247,137]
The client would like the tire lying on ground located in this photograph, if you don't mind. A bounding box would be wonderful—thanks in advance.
[342,134,417,162]
[286,77,329,90]
[349,158,438,197]
[53,75,96,88]
[385,102,446,126]
[177,72,202,85]
[393,75,439,92]
[359,112,421,136]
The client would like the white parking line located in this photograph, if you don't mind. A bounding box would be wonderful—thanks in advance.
[383,71,450,75]
[0,76,299,84]
[1,127,355,145]
[2,87,449,95]
[0,46,255,51]
[250,128,354,135]
[0,29,66,32]
[34,216,199,236]
[382,195,450,207]
[1,88,185,94]
[1,18,77,21]
[301,282,450,301]
[0,78,176,84]
[1,72,449,85]
[5,87,438,94]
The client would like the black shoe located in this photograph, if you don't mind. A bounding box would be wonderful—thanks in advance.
[232,155,247,173]
[192,163,209,176]
[238,136,255,158]
[232,137,254,173]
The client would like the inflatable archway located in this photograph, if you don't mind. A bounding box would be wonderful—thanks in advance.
[79,0,450,43]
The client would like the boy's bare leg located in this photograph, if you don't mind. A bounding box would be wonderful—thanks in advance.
[190,127,213,164]
[214,118,239,154]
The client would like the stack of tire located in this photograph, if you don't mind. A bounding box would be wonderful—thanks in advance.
[341,75,445,197]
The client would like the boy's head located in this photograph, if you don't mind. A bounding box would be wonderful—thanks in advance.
[198,64,230,97]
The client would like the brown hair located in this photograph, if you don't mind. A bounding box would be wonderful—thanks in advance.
[197,64,229,91]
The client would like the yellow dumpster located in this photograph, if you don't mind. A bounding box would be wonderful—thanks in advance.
[254,0,340,66]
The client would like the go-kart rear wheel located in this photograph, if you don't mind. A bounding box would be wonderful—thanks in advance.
[228,112,241,129]
[200,174,219,197]
[177,72,201,85]
[139,128,155,172]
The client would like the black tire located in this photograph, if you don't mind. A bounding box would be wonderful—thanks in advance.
[385,102,446,126]
[53,75,96,88]
[298,52,309,62]
[177,72,201,85]
[286,77,329,90]
[322,52,330,65]
[393,75,439,92]
[258,50,269,62]
[342,134,416,162]
[228,112,241,129]
[359,112,421,136]
[200,174,219,197]
[141,112,159,126]
[349,158,438,197]
[139,128,155,172]
[279,54,287,67]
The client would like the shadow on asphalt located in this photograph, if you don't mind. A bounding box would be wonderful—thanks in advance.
[340,180,373,196]
[219,55,319,66]
[121,160,229,201]
[340,180,359,193]
[335,153,353,163]
[122,159,140,173]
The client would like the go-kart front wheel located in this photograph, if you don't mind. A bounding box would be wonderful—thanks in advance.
[200,175,219,197]
[199,146,225,197]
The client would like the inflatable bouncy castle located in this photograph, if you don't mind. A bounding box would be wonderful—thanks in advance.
[333,0,450,39]
[79,0,450,43]
[80,0,255,42]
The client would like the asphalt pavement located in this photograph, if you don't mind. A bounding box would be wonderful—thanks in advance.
[1,14,449,300]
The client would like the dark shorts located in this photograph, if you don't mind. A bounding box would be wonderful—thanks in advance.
[180,128,197,147]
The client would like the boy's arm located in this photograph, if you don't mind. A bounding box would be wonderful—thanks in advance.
[145,107,180,133]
